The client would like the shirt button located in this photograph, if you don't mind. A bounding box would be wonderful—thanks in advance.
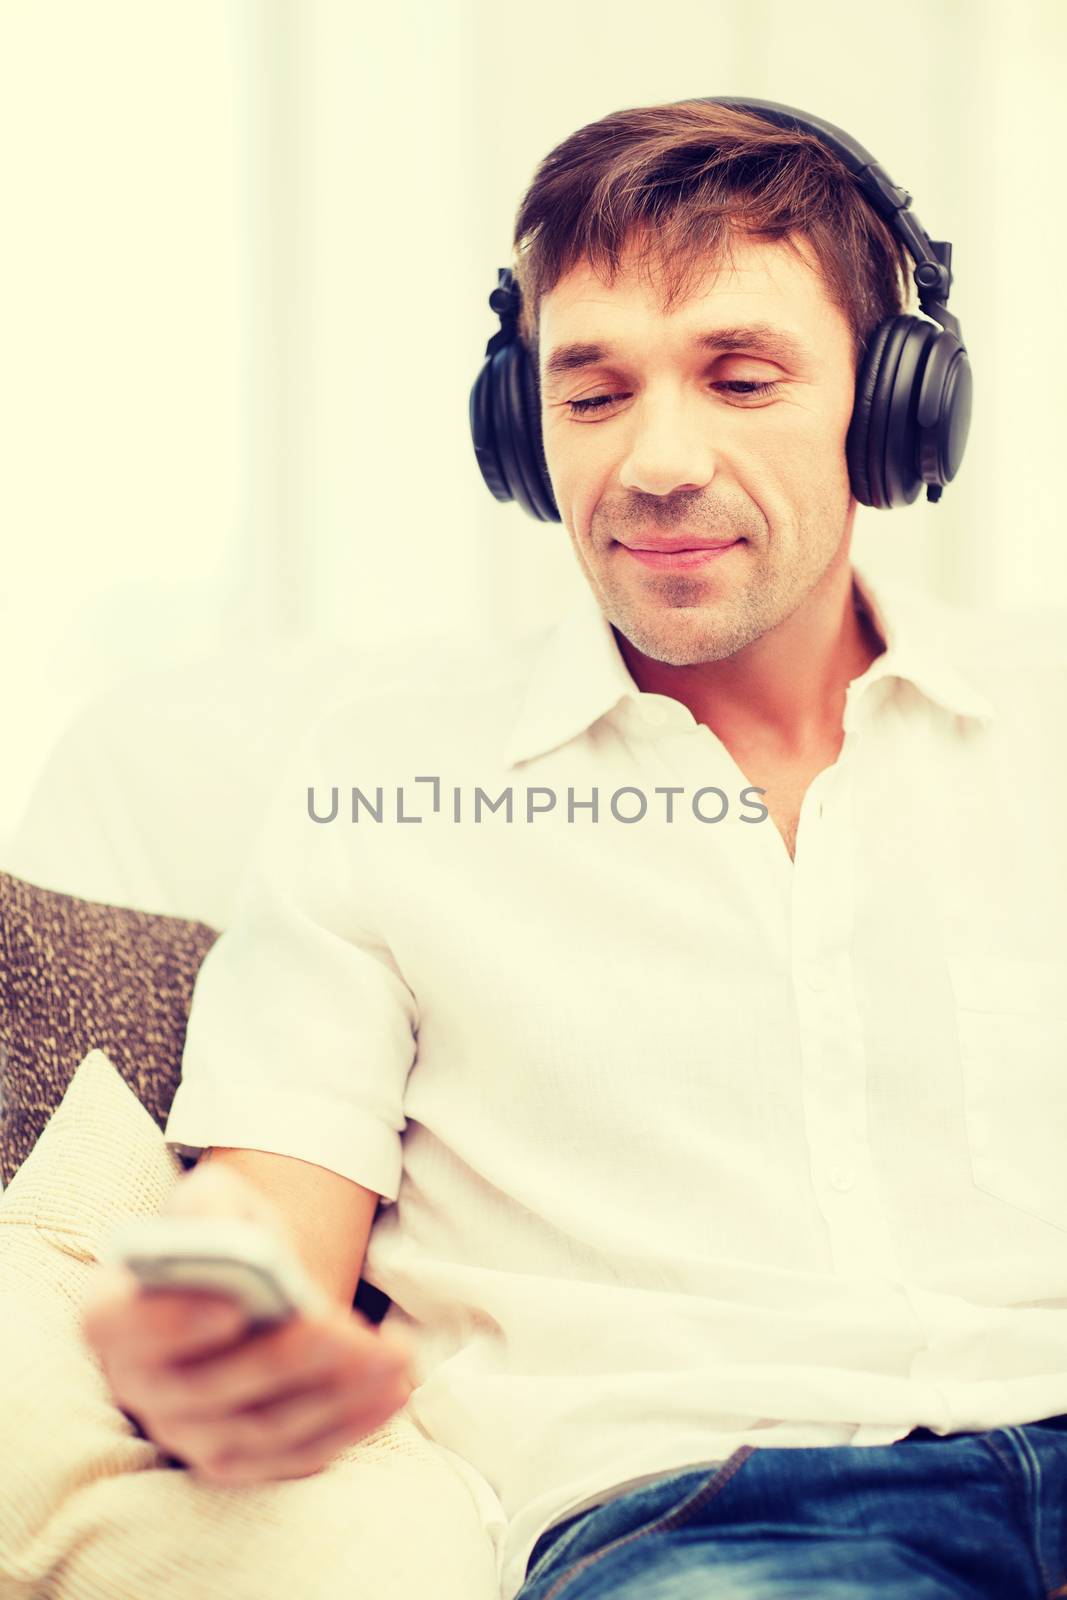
[829,1166,855,1192]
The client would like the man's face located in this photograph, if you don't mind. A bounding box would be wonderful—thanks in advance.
[537,230,858,667]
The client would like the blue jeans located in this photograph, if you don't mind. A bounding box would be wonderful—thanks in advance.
[515,1415,1067,1598]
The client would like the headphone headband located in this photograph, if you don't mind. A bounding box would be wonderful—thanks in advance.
[706,98,959,338]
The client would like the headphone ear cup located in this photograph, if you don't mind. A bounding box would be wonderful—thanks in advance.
[469,354,511,503]
[488,341,531,512]
[470,336,544,515]
[489,339,559,523]
[881,318,942,509]
[468,275,561,522]
[916,331,972,492]
[518,353,559,521]
[847,318,896,509]
[849,316,954,510]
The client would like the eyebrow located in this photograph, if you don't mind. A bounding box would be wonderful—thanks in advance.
[541,323,812,389]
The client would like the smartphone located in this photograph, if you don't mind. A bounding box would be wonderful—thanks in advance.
[102,1215,329,1330]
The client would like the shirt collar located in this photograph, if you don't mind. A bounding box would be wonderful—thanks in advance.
[501,558,996,770]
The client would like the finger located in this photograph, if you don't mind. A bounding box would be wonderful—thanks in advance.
[147,1318,335,1420]
[200,1360,412,1461]
[143,1292,250,1357]
[194,1394,408,1484]
[83,1270,247,1367]
[82,1264,149,1349]
[166,1317,400,1417]
[141,1329,409,1449]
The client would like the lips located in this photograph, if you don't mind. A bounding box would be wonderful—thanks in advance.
[621,541,742,571]
[619,536,741,553]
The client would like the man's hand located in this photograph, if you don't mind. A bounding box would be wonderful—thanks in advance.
[81,1162,415,1484]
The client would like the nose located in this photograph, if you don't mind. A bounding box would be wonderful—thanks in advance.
[617,389,719,498]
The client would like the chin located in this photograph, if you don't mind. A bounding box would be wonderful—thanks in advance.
[623,617,717,667]
[636,597,766,664]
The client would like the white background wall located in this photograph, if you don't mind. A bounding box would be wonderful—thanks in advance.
[1,0,1064,853]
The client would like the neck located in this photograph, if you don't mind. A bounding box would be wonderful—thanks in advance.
[615,555,886,759]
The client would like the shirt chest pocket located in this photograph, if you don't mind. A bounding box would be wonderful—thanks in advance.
[949,957,1067,1233]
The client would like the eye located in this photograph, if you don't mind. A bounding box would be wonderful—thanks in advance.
[564,380,781,418]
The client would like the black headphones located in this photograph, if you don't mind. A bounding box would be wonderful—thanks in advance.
[469,95,972,519]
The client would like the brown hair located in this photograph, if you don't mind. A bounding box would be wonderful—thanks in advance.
[511,98,913,376]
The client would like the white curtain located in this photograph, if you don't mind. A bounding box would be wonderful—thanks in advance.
[1,0,1062,848]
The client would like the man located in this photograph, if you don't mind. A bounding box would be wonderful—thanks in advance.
[84,99,1067,1599]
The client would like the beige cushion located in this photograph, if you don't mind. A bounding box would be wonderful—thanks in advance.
[0,1049,500,1599]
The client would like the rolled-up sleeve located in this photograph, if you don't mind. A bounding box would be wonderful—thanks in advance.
[163,699,417,1204]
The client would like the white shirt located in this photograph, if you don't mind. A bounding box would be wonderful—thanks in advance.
[164,560,1067,1600]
